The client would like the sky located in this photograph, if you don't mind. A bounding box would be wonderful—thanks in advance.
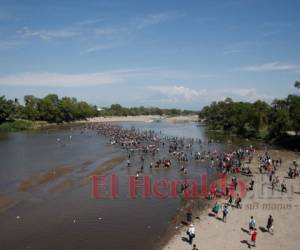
[0,0,300,110]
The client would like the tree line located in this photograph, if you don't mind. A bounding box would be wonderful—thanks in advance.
[98,104,196,117]
[0,94,98,124]
[199,83,300,139]
[0,94,197,125]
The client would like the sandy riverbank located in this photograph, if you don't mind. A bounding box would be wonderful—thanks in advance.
[81,115,199,123]
[163,149,300,250]
[0,115,200,132]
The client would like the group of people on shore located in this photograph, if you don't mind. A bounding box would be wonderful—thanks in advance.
[205,149,298,249]
[246,214,273,247]
[259,151,299,193]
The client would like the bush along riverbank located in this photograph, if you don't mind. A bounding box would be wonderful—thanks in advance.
[199,93,300,150]
[0,120,49,132]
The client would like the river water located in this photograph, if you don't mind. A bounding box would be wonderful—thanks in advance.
[0,121,254,250]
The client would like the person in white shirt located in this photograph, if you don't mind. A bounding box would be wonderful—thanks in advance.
[187,224,195,245]
[249,216,256,232]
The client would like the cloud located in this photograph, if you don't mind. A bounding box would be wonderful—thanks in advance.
[134,13,171,29]
[148,85,273,104]
[18,26,79,40]
[149,85,208,102]
[219,88,273,101]
[0,70,146,87]
[235,62,300,72]
[0,69,215,88]
[229,88,258,98]
[13,12,181,53]
[154,71,216,80]
[0,69,274,105]
[223,40,269,56]
[84,12,183,52]
[84,44,115,53]
[78,18,106,26]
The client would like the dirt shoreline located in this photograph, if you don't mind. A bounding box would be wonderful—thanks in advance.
[81,115,199,123]
[157,184,220,250]
[0,115,199,133]
[162,149,300,250]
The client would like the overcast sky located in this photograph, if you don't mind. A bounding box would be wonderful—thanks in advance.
[0,0,300,109]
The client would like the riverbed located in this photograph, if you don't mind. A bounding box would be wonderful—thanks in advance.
[0,121,256,250]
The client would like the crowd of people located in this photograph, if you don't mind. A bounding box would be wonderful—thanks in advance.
[201,149,299,249]
[80,123,299,249]
[82,123,260,187]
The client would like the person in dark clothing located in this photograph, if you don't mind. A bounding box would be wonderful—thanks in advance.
[248,179,254,191]
[266,215,274,233]
[186,210,192,223]
[228,194,233,206]
[235,194,242,209]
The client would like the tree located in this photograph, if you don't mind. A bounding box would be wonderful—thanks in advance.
[38,94,63,123]
[268,109,290,137]
[0,96,15,123]
[110,104,123,116]
[272,98,287,110]
[60,97,77,122]
[250,100,270,131]
[286,95,300,135]
[294,81,300,89]
[23,95,40,120]
[74,101,97,119]
[224,97,233,103]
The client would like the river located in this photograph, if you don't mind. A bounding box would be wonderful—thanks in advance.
[0,121,255,250]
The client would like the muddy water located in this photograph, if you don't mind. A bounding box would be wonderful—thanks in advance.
[0,122,250,250]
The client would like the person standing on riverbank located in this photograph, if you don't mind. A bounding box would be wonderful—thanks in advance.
[249,216,256,233]
[187,224,195,245]
[235,194,242,209]
[222,205,229,223]
[212,202,221,217]
[266,215,274,234]
[228,194,233,206]
[251,228,257,247]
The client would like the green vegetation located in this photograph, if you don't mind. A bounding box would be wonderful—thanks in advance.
[0,120,49,132]
[98,104,197,117]
[21,94,98,123]
[0,94,197,131]
[0,120,34,132]
[0,94,98,131]
[199,90,300,144]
